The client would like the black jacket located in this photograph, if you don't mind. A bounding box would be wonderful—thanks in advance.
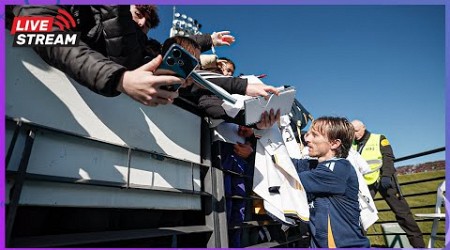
[354,130,396,177]
[197,94,248,125]
[180,70,249,125]
[11,5,214,97]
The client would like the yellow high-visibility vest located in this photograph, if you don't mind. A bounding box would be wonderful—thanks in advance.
[352,134,383,185]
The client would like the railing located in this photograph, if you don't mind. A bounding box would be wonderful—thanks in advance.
[6,112,445,248]
[5,114,308,248]
[366,147,446,248]
[5,115,220,248]
[210,140,310,248]
[393,147,445,163]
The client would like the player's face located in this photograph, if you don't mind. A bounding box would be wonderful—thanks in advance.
[304,123,332,160]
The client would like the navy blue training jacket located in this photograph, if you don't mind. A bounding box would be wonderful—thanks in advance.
[293,158,370,248]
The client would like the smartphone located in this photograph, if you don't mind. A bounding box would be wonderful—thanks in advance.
[155,44,199,91]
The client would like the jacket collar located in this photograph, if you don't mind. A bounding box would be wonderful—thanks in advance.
[357,130,371,144]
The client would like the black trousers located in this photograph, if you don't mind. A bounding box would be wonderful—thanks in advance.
[369,177,425,248]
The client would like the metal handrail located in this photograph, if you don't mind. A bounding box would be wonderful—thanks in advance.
[367,147,446,248]
[398,176,446,186]
[394,147,445,162]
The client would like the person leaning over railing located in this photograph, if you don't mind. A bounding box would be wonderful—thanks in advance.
[159,36,280,114]
[351,119,425,248]
[189,54,272,127]
[9,5,237,107]
[200,56,254,247]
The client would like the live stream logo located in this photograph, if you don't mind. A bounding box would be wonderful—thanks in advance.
[10,9,80,47]
[11,17,53,33]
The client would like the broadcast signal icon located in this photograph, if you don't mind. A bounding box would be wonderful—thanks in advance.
[54,8,76,31]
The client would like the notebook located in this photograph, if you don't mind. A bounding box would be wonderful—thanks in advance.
[244,87,296,125]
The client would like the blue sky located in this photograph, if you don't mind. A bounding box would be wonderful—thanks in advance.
[149,5,445,167]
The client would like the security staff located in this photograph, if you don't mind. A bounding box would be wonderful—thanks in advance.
[351,120,425,248]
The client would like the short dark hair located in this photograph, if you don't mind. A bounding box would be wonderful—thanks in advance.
[161,36,201,61]
[135,5,160,29]
[218,57,236,71]
[311,116,354,158]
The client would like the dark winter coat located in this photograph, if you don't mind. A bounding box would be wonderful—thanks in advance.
[12,5,214,97]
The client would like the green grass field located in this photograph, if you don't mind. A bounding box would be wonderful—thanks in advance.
[366,170,446,248]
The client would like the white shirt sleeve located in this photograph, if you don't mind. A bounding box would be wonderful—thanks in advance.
[347,148,371,174]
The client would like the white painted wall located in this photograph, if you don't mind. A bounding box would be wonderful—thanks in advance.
[5,34,204,209]
[18,180,200,210]
[6,34,201,164]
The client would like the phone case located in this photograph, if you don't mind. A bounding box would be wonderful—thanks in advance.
[155,44,199,91]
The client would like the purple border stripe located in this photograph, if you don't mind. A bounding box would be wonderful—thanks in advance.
[445,3,450,248]
[1,0,449,5]
[0,2,5,249]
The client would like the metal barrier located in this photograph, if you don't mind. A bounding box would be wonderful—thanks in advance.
[366,147,446,247]
[5,115,220,248]
[211,140,310,248]
[5,114,308,248]
[5,111,444,248]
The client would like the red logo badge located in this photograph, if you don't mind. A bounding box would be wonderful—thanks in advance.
[11,8,80,47]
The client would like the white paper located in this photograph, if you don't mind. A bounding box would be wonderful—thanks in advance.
[221,94,251,118]
[245,87,296,125]
[213,123,245,144]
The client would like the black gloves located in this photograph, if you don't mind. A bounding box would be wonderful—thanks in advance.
[380,176,392,189]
